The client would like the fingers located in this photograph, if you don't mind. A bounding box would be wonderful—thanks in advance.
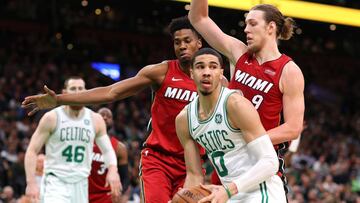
[198,192,215,203]
[28,107,39,116]
[22,97,35,106]
[26,193,40,202]
[21,100,39,116]
[106,178,121,198]
[110,181,120,198]
[119,183,123,193]
[200,183,213,191]
[44,85,55,96]
[22,102,36,109]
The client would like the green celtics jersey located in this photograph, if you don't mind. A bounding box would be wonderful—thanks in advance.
[44,106,96,183]
[187,87,256,185]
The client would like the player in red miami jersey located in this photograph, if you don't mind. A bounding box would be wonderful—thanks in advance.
[22,16,203,203]
[89,107,129,203]
[189,1,305,195]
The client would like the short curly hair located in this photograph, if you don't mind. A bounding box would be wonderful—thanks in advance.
[167,16,201,39]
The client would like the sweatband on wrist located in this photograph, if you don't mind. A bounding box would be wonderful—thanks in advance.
[95,135,117,167]
[223,184,232,198]
[233,134,278,193]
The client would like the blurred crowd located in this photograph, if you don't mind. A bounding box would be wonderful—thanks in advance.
[0,0,359,202]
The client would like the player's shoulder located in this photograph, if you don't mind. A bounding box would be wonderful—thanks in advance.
[139,60,169,80]
[283,61,303,77]
[41,109,57,122]
[280,61,304,90]
[176,105,188,122]
[89,111,104,123]
[143,60,169,72]
[36,109,58,131]
[226,91,253,110]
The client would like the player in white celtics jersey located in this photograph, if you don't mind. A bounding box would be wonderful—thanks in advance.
[24,77,121,203]
[175,48,286,203]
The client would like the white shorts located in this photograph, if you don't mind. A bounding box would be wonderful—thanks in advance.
[228,175,286,203]
[40,173,88,203]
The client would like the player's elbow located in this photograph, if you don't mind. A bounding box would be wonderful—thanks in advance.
[188,11,206,25]
[188,12,197,23]
[270,156,279,175]
[107,88,119,102]
[290,124,303,140]
[262,154,279,176]
[285,120,303,140]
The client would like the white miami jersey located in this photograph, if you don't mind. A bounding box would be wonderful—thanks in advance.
[44,106,96,183]
[188,87,256,184]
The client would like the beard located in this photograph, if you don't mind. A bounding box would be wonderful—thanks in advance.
[69,105,83,111]
[247,44,260,54]
[179,58,191,68]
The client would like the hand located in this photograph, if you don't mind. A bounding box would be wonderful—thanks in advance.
[25,182,40,202]
[198,184,229,203]
[105,166,122,201]
[22,85,57,116]
[167,187,182,203]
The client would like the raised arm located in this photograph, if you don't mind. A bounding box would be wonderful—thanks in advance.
[25,111,56,200]
[267,61,305,144]
[22,62,168,115]
[189,0,247,64]
[175,108,204,188]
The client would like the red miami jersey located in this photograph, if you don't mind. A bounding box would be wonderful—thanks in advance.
[227,53,293,192]
[229,53,292,132]
[145,60,199,157]
[89,136,119,195]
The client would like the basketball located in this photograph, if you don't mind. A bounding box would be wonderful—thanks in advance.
[171,185,211,203]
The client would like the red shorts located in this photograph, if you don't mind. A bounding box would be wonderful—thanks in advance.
[210,170,222,185]
[89,192,112,203]
[139,148,186,203]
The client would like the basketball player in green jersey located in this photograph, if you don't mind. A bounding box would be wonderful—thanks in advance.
[24,77,121,203]
[176,48,286,202]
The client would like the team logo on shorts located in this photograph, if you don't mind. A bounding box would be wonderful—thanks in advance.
[84,119,90,125]
[215,113,222,124]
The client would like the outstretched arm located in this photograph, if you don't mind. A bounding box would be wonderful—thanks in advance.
[189,0,247,64]
[22,62,168,115]
[175,108,204,188]
[267,61,305,144]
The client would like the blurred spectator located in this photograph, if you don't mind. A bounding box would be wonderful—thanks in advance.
[0,186,16,203]
[0,0,359,202]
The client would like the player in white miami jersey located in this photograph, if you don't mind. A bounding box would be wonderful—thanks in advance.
[24,77,121,203]
[176,48,286,202]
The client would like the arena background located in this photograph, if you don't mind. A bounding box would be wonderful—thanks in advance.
[0,0,359,202]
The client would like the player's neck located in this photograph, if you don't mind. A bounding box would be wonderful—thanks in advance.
[179,61,191,76]
[64,106,84,118]
[254,41,281,65]
[198,86,222,120]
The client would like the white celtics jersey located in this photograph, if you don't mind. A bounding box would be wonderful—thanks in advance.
[187,87,256,185]
[44,106,96,183]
